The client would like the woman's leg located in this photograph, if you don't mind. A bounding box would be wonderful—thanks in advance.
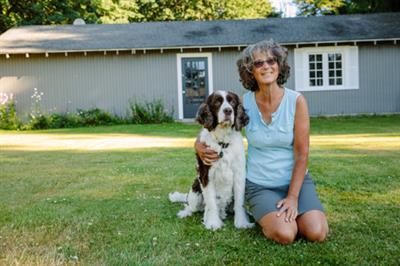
[297,210,329,242]
[258,211,298,245]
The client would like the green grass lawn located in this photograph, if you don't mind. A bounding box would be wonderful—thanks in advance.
[0,115,399,265]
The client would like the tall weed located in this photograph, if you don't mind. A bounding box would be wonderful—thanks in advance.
[130,100,174,124]
[0,100,21,129]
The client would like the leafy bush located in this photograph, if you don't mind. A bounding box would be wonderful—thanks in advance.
[25,108,124,130]
[0,99,174,130]
[130,99,174,124]
[47,113,80,128]
[27,115,51,130]
[77,108,122,126]
[0,100,21,130]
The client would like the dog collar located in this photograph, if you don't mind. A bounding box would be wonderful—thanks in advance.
[218,142,230,149]
[218,142,230,158]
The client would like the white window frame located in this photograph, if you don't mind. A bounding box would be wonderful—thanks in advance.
[294,46,359,92]
[176,53,213,120]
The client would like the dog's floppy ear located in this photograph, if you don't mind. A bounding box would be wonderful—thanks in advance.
[235,103,249,131]
[196,103,214,131]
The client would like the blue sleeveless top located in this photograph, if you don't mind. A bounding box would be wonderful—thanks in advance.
[243,88,301,188]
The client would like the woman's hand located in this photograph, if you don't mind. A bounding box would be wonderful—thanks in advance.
[276,195,299,223]
[195,139,219,165]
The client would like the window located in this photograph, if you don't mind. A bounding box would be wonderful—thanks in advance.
[309,54,323,86]
[328,53,342,86]
[294,46,359,91]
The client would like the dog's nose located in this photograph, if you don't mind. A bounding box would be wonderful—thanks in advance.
[223,108,232,115]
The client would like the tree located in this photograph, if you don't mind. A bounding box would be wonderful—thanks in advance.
[99,0,274,24]
[0,0,102,33]
[0,0,14,33]
[338,0,400,14]
[1,0,274,33]
[295,0,400,16]
[295,0,345,16]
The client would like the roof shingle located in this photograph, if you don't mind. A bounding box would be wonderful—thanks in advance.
[0,12,399,54]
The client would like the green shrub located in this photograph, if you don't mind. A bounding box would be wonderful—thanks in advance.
[0,100,21,130]
[48,113,81,128]
[27,114,51,130]
[129,99,174,124]
[77,108,121,126]
[24,108,124,130]
[0,99,174,130]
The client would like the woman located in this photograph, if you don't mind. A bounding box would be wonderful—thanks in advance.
[195,40,328,244]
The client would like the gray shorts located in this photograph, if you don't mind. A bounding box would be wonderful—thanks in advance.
[245,173,325,222]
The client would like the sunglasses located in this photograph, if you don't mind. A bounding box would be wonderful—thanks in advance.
[252,57,277,69]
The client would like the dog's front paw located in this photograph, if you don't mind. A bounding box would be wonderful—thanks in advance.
[234,214,255,229]
[204,217,224,231]
[234,220,255,229]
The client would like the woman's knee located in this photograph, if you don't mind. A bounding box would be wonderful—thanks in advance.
[259,212,298,245]
[262,225,297,245]
[304,222,328,242]
[299,213,329,242]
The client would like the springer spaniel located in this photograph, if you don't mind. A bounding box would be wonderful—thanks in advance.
[169,91,254,230]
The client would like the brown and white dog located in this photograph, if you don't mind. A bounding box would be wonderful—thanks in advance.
[169,90,254,230]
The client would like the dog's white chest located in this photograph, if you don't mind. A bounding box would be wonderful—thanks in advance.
[209,158,234,200]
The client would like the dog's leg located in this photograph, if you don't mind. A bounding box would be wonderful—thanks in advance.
[219,205,228,220]
[177,190,203,218]
[202,183,223,230]
[233,170,254,229]
[217,191,232,220]
[169,192,188,203]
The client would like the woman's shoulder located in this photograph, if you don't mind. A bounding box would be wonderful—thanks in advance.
[242,91,254,108]
[242,90,253,98]
[284,87,302,99]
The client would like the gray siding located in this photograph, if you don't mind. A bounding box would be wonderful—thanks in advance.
[1,44,399,120]
[219,44,400,116]
[292,44,400,115]
[0,52,178,119]
[212,50,247,95]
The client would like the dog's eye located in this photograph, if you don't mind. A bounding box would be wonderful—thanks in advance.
[226,95,236,105]
[214,96,223,105]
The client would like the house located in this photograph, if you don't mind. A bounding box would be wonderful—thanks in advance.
[0,12,399,119]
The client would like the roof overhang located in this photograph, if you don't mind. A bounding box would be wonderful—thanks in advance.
[1,38,399,58]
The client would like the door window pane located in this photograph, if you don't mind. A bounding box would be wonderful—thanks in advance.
[184,59,207,103]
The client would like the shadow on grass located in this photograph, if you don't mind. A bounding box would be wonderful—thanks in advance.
[1,144,399,264]
[1,115,399,139]
[0,123,202,138]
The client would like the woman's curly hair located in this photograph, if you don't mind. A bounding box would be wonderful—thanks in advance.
[236,40,290,91]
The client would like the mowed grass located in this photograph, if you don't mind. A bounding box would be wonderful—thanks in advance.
[0,115,399,265]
